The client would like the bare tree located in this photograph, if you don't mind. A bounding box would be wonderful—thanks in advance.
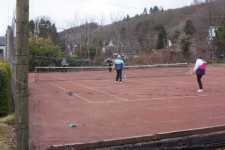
[110,13,124,53]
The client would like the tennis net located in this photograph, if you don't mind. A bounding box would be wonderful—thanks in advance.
[33,63,189,82]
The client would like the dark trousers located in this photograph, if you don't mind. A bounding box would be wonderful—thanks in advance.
[197,74,203,89]
[116,69,122,81]
[108,66,112,72]
[196,68,205,89]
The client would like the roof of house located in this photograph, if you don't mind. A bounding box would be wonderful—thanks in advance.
[0,36,6,46]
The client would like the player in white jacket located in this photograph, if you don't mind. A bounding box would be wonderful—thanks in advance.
[193,57,207,92]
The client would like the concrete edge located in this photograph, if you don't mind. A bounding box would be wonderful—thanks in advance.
[46,125,225,150]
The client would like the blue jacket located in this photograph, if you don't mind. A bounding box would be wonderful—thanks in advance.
[114,59,124,70]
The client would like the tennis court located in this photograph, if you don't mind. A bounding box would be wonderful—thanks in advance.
[29,64,225,149]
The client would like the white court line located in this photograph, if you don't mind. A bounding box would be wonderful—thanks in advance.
[88,94,209,104]
[70,82,130,102]
[128,94,209,102]
[50,82,212,104]
[50,83,92,103]
[69,82,211,104]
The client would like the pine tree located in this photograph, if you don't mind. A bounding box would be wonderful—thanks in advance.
[143,8,148,15]
[215,26,225,58]
[155,25,167,49]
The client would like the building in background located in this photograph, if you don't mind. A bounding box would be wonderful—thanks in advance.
[0,36,6,60]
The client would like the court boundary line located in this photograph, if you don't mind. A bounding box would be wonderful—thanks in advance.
[50,82,210,104]
[52,82,128,103]
[87,95,209,104]
[70,82,130,102]
[51,83,92,103]
[69,82,211,103]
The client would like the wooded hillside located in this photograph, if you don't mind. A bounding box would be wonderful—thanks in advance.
[59,0,225,64]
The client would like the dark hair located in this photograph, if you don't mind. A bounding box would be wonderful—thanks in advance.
[197,56,203,59]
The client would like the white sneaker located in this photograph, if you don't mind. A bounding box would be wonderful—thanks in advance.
[197,89,203,93]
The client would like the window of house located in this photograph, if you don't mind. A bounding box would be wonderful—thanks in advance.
[0,49,3,57]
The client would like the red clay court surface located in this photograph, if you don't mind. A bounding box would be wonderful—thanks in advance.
[29,65,225,149]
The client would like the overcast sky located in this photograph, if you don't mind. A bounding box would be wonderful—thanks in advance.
[0,0,195,36]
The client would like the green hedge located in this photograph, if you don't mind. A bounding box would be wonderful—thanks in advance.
[0,62,12,117]
[66,56,90,66]
[28,37,63,70]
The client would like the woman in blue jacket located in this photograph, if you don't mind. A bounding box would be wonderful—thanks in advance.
[114,55,125,82]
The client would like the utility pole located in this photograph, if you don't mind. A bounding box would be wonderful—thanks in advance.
[16,0,29,149]
[207,0,214,62]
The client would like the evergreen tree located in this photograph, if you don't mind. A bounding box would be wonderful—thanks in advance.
[29,20,35,35]
[143,8,148,15]
[149,6,160,14]
[184,20,196,35]
[155,25,167,49]
[215,26,225,58]
[180,19,195,61]
[149,8,153,14]
[89,47,97,62]
[153,6,160,13]
[126,14,130,20]
[181,36,191,61]
[29,17,59,44]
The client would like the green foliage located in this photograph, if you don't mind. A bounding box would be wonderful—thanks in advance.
[0,62,12,117]
[29,37,63,70]
[66,56,90,66]
[89,47,97,61]
[215,26,225,58]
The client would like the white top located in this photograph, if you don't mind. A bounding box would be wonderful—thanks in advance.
[193,58,206,72]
